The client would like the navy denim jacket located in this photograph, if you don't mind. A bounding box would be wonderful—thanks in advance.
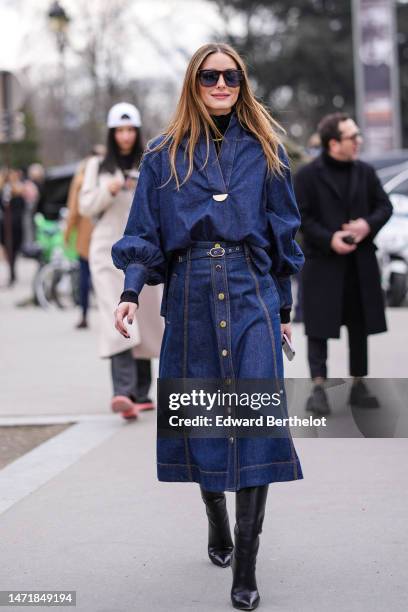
[111,113,304,309]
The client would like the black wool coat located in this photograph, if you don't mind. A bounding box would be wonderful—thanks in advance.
[294,154,393,339]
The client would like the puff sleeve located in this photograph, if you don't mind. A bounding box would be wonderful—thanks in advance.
[266,145,305,310]
[111,154,166,297]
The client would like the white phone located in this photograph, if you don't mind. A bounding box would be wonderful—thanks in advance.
[282,333,295,361]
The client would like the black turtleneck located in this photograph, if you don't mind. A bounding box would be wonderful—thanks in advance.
[322,151,354,213]
[210,112,233,154]
[211,111,233,134]
[117,152,136,172]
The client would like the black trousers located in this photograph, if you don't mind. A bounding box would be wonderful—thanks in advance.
[308,257,368,379]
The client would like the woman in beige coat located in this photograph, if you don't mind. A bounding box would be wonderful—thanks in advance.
[79,103,163,419]
[64,157,94,329]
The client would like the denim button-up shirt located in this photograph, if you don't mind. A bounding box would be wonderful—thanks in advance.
[111,112,304,308]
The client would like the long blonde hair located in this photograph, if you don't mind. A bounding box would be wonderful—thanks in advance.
[148,42,285,189]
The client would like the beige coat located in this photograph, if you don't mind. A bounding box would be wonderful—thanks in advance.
[79,156,163,359]
[64,160,93,259]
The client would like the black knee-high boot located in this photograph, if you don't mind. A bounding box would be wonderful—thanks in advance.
[231,485,269,610]
[200,487,234,568]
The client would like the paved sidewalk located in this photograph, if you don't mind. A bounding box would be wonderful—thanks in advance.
[1,259,112,418]
[0,423,407,612]
[0,259,407,611]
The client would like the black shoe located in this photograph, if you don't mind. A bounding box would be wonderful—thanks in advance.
[231,485,268,610]
[306,384,331,415]
[349,380,380,408]
[75,319,88,329]
[200,488,234,568]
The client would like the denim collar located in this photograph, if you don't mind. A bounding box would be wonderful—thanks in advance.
[195,111,241,193]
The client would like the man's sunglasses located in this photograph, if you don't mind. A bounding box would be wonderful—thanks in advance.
[340,132,362,142]
[198,69,244,88]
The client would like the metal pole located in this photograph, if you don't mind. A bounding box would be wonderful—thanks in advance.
[390,0,402,149]
[59,39,66,162]
[352,0,402,152]
[352,0,364,134]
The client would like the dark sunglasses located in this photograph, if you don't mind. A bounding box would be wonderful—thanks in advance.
[340,131,362,142]
[198,69,243,88]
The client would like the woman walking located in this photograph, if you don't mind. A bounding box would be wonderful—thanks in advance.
[64,148,102,329]
[113,45,304,609]
[80,103,162,419]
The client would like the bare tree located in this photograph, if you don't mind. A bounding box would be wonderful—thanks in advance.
[16,0,198,165]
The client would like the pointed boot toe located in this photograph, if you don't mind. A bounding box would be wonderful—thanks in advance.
[208,544,234,568]
[230,549,260,610]
[231,587,260,610]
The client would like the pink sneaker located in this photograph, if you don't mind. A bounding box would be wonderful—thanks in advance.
[111,395,139,420]
[121,406,140,420]
[135,401,155,412]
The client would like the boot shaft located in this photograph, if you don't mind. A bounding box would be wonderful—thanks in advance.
[231,485,269,610]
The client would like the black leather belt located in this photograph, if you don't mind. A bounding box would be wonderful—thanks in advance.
[171,242,245,263]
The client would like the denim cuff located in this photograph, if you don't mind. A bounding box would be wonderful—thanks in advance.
[124,263,148,295]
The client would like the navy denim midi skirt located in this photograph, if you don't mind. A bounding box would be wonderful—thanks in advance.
[158,241,303,492]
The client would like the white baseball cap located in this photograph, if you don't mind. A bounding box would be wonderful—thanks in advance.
[107,102,142,128]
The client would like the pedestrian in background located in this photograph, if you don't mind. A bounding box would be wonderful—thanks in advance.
[80,103,162,419]
[64,145,105,329]
[113,43,304,611]
[22,169,40,250]
[0,169,25,287]
[294,112,393,414]
[27,163,46,217]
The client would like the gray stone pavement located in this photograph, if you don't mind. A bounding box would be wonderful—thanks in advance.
[0,259,112,418]
[1,258,408,611]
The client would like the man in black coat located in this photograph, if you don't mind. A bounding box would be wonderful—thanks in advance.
[294,112,393,414]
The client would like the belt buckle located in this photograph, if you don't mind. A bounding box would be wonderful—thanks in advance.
[209,246,225,258]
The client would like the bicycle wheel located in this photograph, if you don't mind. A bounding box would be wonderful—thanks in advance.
[34,263,76,309]
[34,263,56,309]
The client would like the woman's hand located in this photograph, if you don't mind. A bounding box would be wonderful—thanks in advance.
[114,302,138,338]
[281,322,292,342]
[108,177,123,196]
[124,176,137,192]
